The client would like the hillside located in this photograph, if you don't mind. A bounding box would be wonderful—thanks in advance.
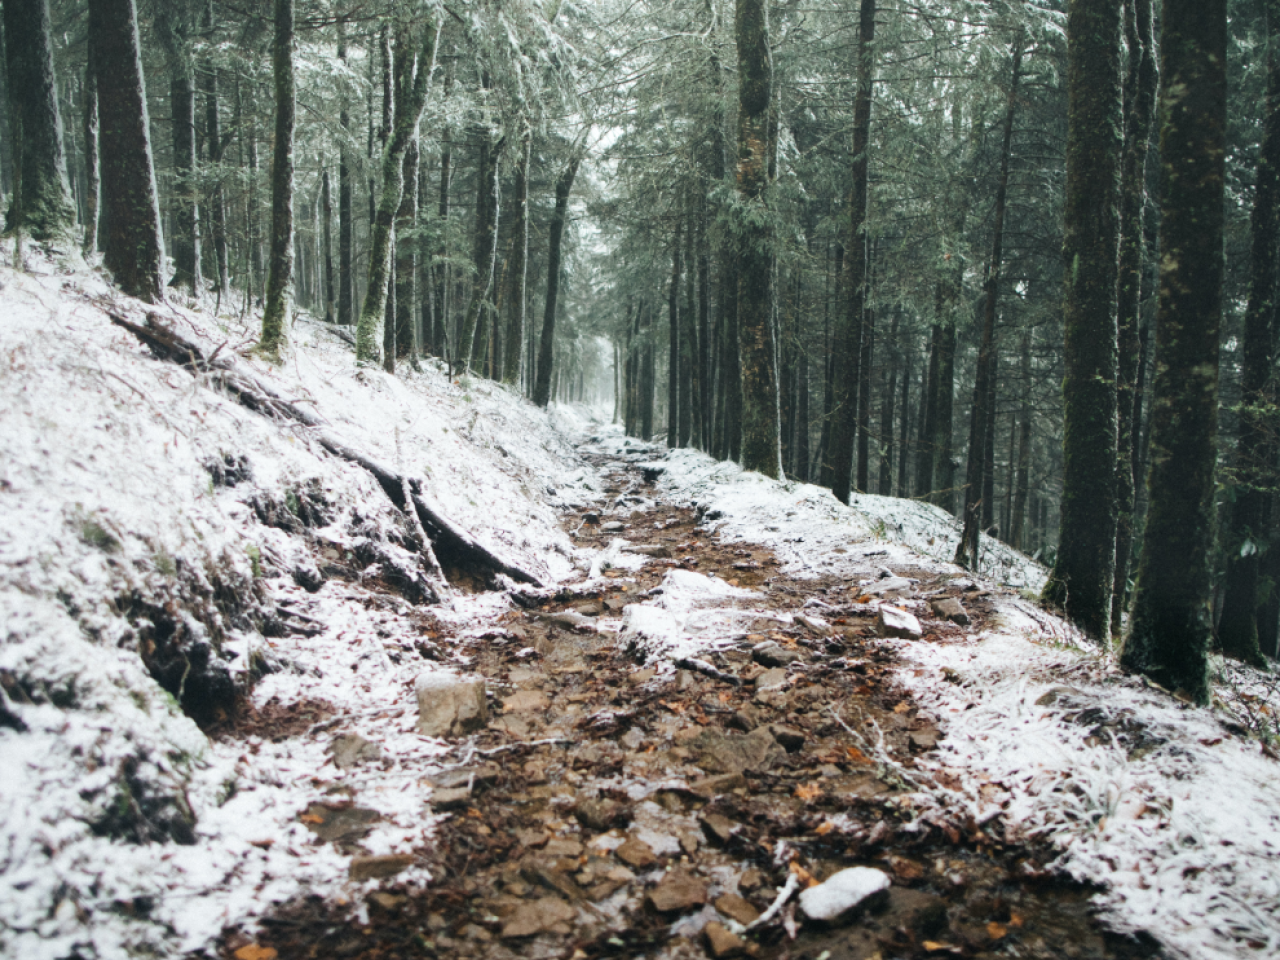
[1,252,1279,960]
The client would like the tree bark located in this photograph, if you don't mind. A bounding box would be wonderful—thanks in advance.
[395,138,419,359]
[668,219,682,441]
[259,0,295,358]
[321,168,335,323]
[533,155,580,408]
[1122,0,1227,703]
[456,122,502,373]
[1011,330,1033,550]
[825,0,875,499]
[502,134,530,384]
[1043,0,1123,638]
[89,0,164,302]
[337,36,353,326]
[157,6,201,293]
[82,38,99,254]
[202,9,229,298]
[4,0,76,242]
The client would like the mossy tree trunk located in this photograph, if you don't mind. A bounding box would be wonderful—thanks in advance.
[1112,0,1159,634]
[1043,0,1124,639]
[89,0,164,302]
[1217,0,1280,668]
[3,0,77,243]
[825,0,875,499]
[1121,0,1228,703]
[533,155,581,408]
[259,0,295,359]
[354,17,440,366]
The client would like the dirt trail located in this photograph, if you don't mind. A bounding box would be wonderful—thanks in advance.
[216,447,1161,960]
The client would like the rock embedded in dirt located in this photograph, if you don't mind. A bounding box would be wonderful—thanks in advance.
[647,870,708,913]
[909,729,940,752]
[415,671,488,737]
[754,667,789,692]
[501,896,576,938]
[715,893,761,926]
[930,597,971,625]
[700,812,741,845]
[877,606,922,640]
[865,576,915,598]
[751,640,804,667]
[798,867,891,923]
[690,727,784,775]
[430,785,472,810]
[704,920,747,957]
[348,853,415,881]
[617,835,658,868]
[503,689,550,713]
[768,724,806,751]
[690,772,748,799]
[329,733,382,770]
[601,520,626,532]
[574,798,627,831]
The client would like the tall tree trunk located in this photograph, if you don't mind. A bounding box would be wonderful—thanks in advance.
[158,7,200,293]
[1217,0,1280,667]
[1011,330,1033,550]
[456,124,502,373]
[502,133,530,384]
[430,73,452,357]
[337,36,353,326]
[1044,0,1123,637]
[202,12,229,298]
[1112,0,1159,634]
[354,19,440,366]
[259,0,295,358]
[897,335,911,496]
[82,39,99,254]
[684,207,701,449]
[880,312,898,495]
[935,316,957,514]
[734,0,781,478]
[825,0,875,500]
[89,0,164,302]
[321,168,335,323]
[916,313,941,498]
[856,252,875,493]
[640,301,656,439]
[957,38,1022,568]
[1122,0,1227,703]
[533,155,580,407]
[668,220,682,442]
[395,138,419,359]
[4,0,76,242]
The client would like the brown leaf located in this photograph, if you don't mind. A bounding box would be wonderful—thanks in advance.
[299,814,324,824]
[986,922,1008,940]
[794,782,822,801]
[814,821,835,836]
[846,746,874,765]
[234,947,278,960]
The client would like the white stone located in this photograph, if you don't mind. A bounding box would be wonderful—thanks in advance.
[415,670,488,737]
[877,605,922,639]
[798,867,891,922]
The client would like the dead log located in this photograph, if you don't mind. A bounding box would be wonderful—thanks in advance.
[109,312,546,589]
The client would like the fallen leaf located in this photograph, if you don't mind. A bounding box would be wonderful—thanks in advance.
[893,701,911,714]
[815,821,835,836]
[795,782,822,801]
[788,861,820,887]
[1009,912,1024,928]
[986,922,1008,940]
[846,746,874,765]
[299,814,324,824]
[923,942,958,953]
[718,691,732,702]
[234,946,278,960]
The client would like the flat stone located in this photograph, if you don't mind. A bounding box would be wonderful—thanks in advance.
[647,871,708,913]
[705,921,747,958]
[715,893,760,927]
[330,733,382,770]
[866,576,915,598]
[688,773,748,799]
[754,667,790,691]
[616,835,658,868]
[798,867,891,922]
[601,520,626,532]
[930,598,970,625]
[574,798,626,831]
[751,640,804,667]
[415,671,488,737]
[431,785,472,810]
[877,606,922,640]
[349,853,415,881]
[909,729,940,752]
[302,803,378,843]
[504,689,551,713]
[768,724,806,752]
[501,896,575,938]
[544,837,584,858]
[427,763,500,790]
[700,812,741,844]
[690,727,784,775]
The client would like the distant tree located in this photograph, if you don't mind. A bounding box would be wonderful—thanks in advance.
[1044,0,1124,639]
[259,0,295,359]
[534,153,582,407]
[156,2,201,293]
[3,0,77,243]
[1122,0,1228,703]
[88,0,164,302]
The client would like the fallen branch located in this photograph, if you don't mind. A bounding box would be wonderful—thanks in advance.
[675,657,742,687]
[109,312,545,588]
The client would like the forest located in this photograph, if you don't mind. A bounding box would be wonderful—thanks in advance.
[3,0,1280,958]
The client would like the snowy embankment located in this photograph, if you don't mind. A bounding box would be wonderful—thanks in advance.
[586,427,1280,960]
[0,253,602,959]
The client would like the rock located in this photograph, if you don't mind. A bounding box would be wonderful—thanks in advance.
[628,668,657,686]
[616,835,658,868]
[754,667,789,691]
[574,798,627,831]
[690,727,784,775]
[865,577,915,598]
[415,671,488,737]
[573,600,603,617]
[648,871,708,913]
[797,867,891,922]
[501,896,575,938]
[427,763,500,791]
[503,689,550,713]
[302,803,378,843]
[700,812,741,844]
[909,729,940,752]
[330,733,382,770]
[349,853,415,881]
[751,640,803,667]
[877,606,922,640]
[544,838,584,858]
[930,598,970,625]
[768,724,806,752]
[705,921,747,957]
[601,520,626,532]
[431,785,473,810]
[689,772,748,798]
[739,868,764,891]
[715,893,760,927]
[797,615,833,637]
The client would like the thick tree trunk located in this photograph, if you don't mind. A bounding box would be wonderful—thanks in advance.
[683,210,700,449]
[82,41,99,254]
[1218,0,1280,667]
[640,301,656,439]
[158,8,200,293]
[1011,330,1033,550]
[1122,0,1227,703]
[879,312,898,495]
[321,169,335,323]
[935,316,957,514]
[259,0,295,358]
[825,0,875,499]
[337,37,353,326]
[916,314,941,498]
[668,220,682,441]
[502,134,530,384]
[395,139,419,360]
[533,155,580,408]
[202,31,229,298]
[856,267,875,493]
[89,0,164,302]
[4,0,76,242]
[354,19,440,365]
[1044,0,1123,637]
[1112,0,1159,634]
[897,337,911,496]
[456,127,502,373]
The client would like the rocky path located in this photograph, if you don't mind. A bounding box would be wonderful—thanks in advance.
[216,446,1160,960]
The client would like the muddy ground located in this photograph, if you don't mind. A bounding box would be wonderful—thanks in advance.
[214,448,1161,960]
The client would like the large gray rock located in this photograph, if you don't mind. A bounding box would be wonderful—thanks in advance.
[415,671,488,737]
[877,606,922,639]
[930,597,970,625]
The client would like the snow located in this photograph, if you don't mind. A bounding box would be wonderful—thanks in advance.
[797,866,891,921]
[2,253,1279,960]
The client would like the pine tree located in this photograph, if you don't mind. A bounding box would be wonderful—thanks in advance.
[259,0,295,359]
